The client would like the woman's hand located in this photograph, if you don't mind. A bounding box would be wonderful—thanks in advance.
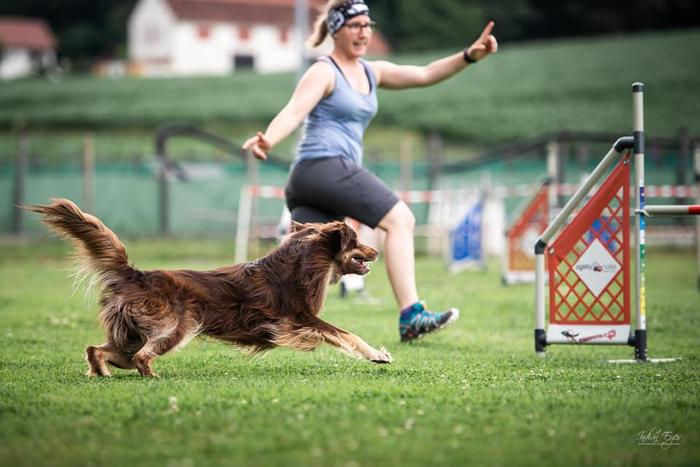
[466,21,498,62]
[242,132,271,160]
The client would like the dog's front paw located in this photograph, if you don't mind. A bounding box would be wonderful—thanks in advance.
[371,346,392,364]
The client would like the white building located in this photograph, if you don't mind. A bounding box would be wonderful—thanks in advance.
[0,18,57,80]
[127,0,389,77]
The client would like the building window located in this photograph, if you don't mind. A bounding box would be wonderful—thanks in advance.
[279,28,289,44]
[198,24,210,40]
[239,26,251,42]
[234,55,254,70]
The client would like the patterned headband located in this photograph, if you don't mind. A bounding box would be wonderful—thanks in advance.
[326,0,370,35]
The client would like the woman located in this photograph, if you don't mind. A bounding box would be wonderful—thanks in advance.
[243,0,498,342]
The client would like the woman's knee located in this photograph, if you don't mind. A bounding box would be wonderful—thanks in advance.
[379,201,415,232]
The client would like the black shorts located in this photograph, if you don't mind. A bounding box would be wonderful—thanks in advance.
[285,156,400,228]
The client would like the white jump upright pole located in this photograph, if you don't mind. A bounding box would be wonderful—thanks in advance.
[632,83,648,361]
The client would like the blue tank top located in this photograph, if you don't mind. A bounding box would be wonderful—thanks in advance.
[295,57,378,166]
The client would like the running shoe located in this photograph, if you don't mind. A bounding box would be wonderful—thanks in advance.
[399,301,459,342]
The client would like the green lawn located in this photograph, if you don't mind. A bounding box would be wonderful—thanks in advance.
[0,240,698,466]
[1,29,699,145]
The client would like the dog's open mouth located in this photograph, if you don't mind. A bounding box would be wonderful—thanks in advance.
[350,255,371,274]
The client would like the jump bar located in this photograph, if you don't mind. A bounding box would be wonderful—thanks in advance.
[645,205,700,216]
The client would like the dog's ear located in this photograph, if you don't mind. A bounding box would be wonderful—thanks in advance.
[291,221,307,232]
[322,221,353,253]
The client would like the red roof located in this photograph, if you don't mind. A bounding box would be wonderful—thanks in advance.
[0,17,56,50]
[165,0,325,26]
[164,0,391,54]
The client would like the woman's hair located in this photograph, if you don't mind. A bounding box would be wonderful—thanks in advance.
[308,0,348,48]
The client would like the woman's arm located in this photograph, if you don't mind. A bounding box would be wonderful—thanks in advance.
[242,61,334,160]
[372,21,497,90]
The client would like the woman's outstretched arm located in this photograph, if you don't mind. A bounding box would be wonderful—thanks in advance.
[372,21,498,90]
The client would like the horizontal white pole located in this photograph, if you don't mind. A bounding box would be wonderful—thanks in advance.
[646,205,700,216]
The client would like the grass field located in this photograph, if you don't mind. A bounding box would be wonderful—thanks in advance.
[0,239,698,466]
[1,29,699,145]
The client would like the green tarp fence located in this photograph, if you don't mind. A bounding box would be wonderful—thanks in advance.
[1,151,690,237]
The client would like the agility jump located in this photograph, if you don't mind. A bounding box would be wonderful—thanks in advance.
[533,83,700,362]
[502,144,558,285]
[503,138,697,286]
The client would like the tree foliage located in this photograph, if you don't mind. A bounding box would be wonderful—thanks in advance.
[0,0,698,61]
[370,0,700,51]
[0,0,136,66]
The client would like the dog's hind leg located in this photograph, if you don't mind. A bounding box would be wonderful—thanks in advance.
[86,343,134,377]
[86,345,111,376]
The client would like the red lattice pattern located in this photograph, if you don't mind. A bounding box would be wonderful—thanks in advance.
[508,186,549,271]
[548,157,630,325]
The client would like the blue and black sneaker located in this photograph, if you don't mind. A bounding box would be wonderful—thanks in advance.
[399,301,459,342]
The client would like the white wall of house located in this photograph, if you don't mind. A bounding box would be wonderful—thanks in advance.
[0,48,55,79]
[141,21,310,76]
[128,0,176,75]
[128,0,330,76]
[172,23,233,75]
[248,25,299,74]
[0,48,32,79]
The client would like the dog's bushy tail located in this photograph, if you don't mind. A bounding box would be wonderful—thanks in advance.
[25,199,134,286]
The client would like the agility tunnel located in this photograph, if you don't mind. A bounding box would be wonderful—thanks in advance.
[534,83,700,362]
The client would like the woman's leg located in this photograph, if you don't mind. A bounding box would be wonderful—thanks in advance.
[378,201,459,342]
[286,157,458,338]
[377,201,419,309]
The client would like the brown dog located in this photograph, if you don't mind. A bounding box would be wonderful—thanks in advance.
[27,199,392,377]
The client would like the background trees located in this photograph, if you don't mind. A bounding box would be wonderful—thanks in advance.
[0,0,698,65]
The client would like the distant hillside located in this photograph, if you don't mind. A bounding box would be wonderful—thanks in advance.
[1,29,698,144]
[380,28,700,143]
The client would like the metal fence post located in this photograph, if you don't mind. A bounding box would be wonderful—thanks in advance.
[677,128,690,206]
[695,143,700,291]
[154,131,170,236]
[546,140,559,217]
[246,153,259,254]
[400,136,413,194]
[83,133,95,213]
[12,132,28,235]
[427,132,444,192]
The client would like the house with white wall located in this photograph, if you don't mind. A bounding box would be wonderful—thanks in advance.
[0,17,57,80]
[127,0,390,77]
